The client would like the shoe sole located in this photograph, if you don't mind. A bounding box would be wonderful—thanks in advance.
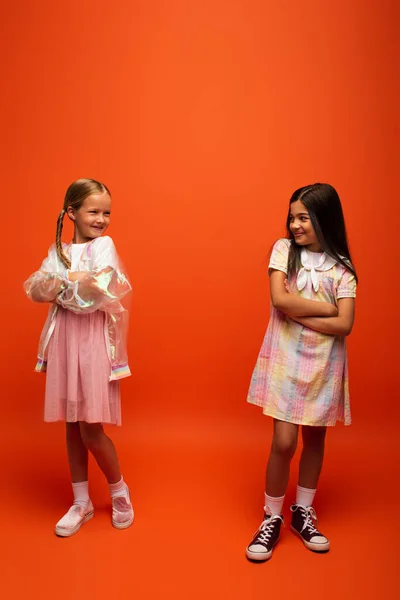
[112,514,134,530]
[55,509,95,538]
[290,525,330,553]
[245,539,278,562]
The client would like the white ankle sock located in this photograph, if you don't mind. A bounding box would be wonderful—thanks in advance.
[108,476,129,501]
[296,485,316,507]
[264,492,285,517]
[72,481,89,509]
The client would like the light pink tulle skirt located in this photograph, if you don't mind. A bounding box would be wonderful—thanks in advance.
[44,307,121,425]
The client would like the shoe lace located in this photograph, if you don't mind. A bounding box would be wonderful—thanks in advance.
[293,505,320,535]
[256,514,283,543]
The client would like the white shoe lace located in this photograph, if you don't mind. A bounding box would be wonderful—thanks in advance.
[292,505,320,535]
[255,514,283,544]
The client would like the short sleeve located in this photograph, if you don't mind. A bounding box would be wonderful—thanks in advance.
[268,238,290,275]
[90,236,119,270]
[336,268,357,299]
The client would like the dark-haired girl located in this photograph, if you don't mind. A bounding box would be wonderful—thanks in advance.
[246,183,357,561]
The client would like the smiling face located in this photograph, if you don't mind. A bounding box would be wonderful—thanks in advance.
[67,191,111,243]
[289,200,321,252]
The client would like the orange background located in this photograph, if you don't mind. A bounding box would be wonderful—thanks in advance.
[1,1,398,598]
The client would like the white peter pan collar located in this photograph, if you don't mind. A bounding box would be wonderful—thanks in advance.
[296,248,337,292]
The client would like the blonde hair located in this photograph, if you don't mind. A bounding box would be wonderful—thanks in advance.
[56,178,111,268]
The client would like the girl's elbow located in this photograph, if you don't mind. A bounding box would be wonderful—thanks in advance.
[271,293,286,312]
[271,298,280,310]
[341,322,353,336]
[30,290,43,303]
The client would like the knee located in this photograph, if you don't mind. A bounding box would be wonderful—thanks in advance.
[80,423,104,449]
[302,426,327,450]
[271,435,297,460]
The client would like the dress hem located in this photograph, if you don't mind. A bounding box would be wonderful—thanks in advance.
[247,401,351,427]
[44,417,122,426]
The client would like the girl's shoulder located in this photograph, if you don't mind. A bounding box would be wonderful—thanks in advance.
[91,235,115,248]
[88,235,119,267]
[272,237,291,252]
[269,238,291,272]
[36,243,62,271]
[88,235,117,255]
[334,257,355,277]
[46,243,59,258]
[275,237,291,245]
[341,257,355,272]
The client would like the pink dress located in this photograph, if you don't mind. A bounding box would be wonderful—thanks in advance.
[45,307,121,425]
[43,241,123,425]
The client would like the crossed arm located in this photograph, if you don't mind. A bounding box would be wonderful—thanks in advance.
[27,266,129,314]
[270,270,355,336]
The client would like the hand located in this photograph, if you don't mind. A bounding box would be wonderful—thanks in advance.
[68,271,87,283]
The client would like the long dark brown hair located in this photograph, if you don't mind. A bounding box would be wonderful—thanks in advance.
[56,178,111,269]
[286,183,358,282]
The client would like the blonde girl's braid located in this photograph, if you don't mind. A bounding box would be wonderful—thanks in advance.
[56,208,71,269]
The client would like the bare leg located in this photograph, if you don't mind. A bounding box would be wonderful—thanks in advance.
[266,420,299,496]
[66,422,89,482]
[79,422,121,484]
[298,425,327,489]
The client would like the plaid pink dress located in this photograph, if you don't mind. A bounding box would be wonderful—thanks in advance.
[247,239,356,427]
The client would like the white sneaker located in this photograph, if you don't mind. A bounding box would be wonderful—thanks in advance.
[55,501,94,537]
[111,489,134,530]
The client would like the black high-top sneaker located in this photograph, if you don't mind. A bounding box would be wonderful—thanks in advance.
[246,513,283,562]
[290,505,330,552]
